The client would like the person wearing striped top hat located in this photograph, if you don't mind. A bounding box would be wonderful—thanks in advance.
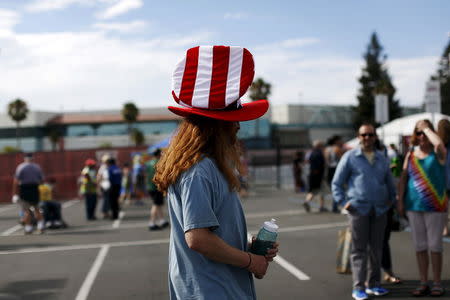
[154,45,279,299]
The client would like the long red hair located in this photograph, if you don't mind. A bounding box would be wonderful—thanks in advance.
[154,116,242,194]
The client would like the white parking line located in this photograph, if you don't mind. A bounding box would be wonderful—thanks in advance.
[274,255,310,280]
[0,224,22,236]
[246,209,306,218]
[112,211,125,228]
[0,205,16,214]
[247,233,311,281]
[0,238,170,255]
[75,245,110,300]
[62,200,79,209]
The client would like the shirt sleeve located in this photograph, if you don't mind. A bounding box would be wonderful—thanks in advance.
[332,152,351,205]
[179,174,220,233]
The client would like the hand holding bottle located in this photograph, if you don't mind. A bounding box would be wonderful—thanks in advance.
[247,253,268,279]
[250,218,279,256]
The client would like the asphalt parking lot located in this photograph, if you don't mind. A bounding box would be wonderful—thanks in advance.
[1,186,450,300]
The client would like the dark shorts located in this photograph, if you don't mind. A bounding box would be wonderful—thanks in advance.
[19,184,40,206]
[149,190,164,206]
[308,173,323,192]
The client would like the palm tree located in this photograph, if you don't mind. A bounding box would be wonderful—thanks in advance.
[248,78,271,137]
[121,102,139,146]
[7,98,29,149]
[47,125,62,151]
[130,128,145,146]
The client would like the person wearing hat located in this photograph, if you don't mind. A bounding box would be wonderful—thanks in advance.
[80,159,98,220]
[154,45,279,299]
[12,153,45,234]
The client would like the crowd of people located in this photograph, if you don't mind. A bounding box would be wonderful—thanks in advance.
[8,44,450,300]
[11,148,170,234]
[78,150,169,230]
[292,118,449,299]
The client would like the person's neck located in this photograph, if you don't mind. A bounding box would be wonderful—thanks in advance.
[362,146,374,153]
[419,144,433,154]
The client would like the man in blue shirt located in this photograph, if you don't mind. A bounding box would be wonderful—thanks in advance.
[332,123,396,300]
[107,158,122,220]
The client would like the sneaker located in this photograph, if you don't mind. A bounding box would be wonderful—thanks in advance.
[148,224,160,231]
[366,287,389,296]
[303,202,311,212]
[24,225,34,235]
[352,290,368,300]
[37,221,45,231]
[157,220,170,229]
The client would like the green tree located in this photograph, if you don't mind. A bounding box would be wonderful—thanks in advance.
[430,39,450,115]
[7,98,29,149]
[354,32,402,129]
[121,102,139,146]
[130,128,145,146]
[47,125,62,151]
[248,78,271,137]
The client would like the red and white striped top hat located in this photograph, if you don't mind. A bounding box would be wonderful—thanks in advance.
[169,45,268,121]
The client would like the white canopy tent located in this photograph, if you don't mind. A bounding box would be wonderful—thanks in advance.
[345,112,450,149]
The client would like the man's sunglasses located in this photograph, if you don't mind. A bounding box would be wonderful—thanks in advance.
[415,131,424,136]
[360,133,375,137]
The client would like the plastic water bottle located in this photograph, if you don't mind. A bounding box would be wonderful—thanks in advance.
[251,218,279,255]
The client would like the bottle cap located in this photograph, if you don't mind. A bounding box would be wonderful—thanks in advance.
[263,218,279,233]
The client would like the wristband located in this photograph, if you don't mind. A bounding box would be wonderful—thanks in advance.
[243,252,252,269]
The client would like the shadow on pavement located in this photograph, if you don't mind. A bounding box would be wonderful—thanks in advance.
[0,278,67,300]
[0,243,63,251]
[385,279,450,298]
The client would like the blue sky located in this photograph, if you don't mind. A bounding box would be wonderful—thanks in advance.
[0,0,449,112]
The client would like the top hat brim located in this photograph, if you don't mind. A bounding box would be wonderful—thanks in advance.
[168,99,269,122]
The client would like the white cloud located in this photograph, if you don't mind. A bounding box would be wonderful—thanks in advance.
[280,38,320,48]
[0,9,20,35]
[389,56,438,106]
[224,12,248,20]
[96,0,143,20]
[25,0,93,12]
[0,28,213,112]
[0,25,438,113]
[246,41,438,108]
[93,20,148,33]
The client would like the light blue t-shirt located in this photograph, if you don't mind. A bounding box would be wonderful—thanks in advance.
[167,157,256,300]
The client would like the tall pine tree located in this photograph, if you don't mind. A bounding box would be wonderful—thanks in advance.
[430,39,450,115]
[354,32,402,129]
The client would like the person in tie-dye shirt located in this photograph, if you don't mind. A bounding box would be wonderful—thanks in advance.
[398,119,448,297]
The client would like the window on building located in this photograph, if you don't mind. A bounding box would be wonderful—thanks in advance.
[97,123,128,136]
[238,119,270,139]
[67,125,94,137]
[134,121,179,135]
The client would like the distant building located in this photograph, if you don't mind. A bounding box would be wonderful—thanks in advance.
[271,104,354,147]
[0,107,271,152]
[0,104,422,152]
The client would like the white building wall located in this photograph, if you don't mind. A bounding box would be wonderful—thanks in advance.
[0,111,59,128]
[59,133,172,151]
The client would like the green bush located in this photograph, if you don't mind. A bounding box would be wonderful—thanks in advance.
[2,146,21,153]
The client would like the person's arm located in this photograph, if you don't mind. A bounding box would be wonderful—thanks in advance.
[185,228,269,278]
[12,178,19,196]
[417,121,447,163]
[397,151,411,217]
[331,153,350,206]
